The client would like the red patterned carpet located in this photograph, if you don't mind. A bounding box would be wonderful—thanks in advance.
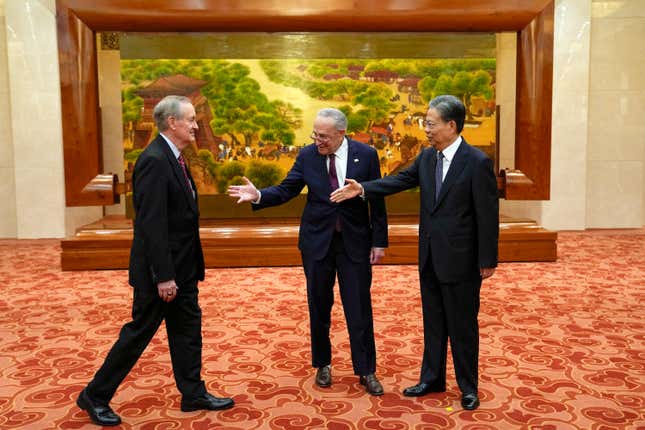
[0,231,644,429]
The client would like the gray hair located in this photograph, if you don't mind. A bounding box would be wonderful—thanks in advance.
[153,95,192,131]
[316,108,348,131]
[429,95,466,133]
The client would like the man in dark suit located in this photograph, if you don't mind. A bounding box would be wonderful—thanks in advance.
[331,95,498,410]
[227,108,388,395]
[77,95,234,426]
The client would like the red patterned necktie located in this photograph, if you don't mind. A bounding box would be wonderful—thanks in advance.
[328,154,341,231]
[328,154,339,190]
[177,155,193,195]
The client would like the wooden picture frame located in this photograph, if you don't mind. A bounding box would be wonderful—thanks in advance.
[56,0,553,206]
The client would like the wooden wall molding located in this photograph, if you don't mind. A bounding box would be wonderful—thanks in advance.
[515,3,554,199]
[56,0,554,206]
[61,214,557,270]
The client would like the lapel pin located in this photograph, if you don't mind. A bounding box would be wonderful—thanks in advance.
[354,158,359,163]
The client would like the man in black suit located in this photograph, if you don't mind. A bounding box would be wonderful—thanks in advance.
[77,95,234,426]
[227,108,388,395]
[331,95,498,410]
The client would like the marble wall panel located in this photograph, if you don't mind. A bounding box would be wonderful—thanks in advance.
[587,0,645,228]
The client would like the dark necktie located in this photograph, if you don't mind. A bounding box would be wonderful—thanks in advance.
[328,154,341,231]
[178,154,194,197]
[435,151,444,201]
[328,153,339,190]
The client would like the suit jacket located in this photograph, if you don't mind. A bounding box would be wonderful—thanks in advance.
[363,138,498,282]
[128,135,205,291]
[255,139,388,262]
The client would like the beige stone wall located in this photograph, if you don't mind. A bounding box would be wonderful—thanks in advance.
[97,37,126,216]
[586,0,645,228]
[496,32,517,172]
[501,0,593,230]
[501,0,645,230]
[1,0,100,238]
[0,0,17,237]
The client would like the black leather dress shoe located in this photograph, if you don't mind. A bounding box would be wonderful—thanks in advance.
[461,393,480,410]
[181,393,235,412]
[76,388,122,426]
[402,382,446,397]
[315,365,332,387]
[359,374,384,396]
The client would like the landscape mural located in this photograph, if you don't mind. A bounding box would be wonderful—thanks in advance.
[121,57,496,196]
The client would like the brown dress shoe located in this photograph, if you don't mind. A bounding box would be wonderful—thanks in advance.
[359,373,384,396]
[315,365,331,387]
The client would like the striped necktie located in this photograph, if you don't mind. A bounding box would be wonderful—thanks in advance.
[178,154,194,197]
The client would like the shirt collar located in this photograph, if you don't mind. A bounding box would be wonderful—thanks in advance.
[332,137,348,160]
[440,136,462,162]
[160,132,181,159]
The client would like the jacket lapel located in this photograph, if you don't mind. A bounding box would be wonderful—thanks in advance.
[433,140,468,212]
[183,159,199,210]
[157,137,198,213]
[317,150,331,192]
[345,140,359,183]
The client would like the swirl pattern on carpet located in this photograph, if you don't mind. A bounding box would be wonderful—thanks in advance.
[0,230,643,429]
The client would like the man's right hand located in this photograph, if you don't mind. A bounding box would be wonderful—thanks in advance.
[157,280,177,302]
[227,176,260,203]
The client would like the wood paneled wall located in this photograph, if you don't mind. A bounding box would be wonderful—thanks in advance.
[56,0,554,206]
[513,4,554,199]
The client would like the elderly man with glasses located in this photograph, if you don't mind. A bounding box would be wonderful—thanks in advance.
[228,108,388,395]
[331,95,499,410]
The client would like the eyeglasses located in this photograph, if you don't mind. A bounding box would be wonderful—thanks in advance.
[422,120,445,129]
[310,131,332,142]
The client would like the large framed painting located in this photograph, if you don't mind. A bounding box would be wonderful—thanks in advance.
[56,1,554,208]
[120,33,497,217]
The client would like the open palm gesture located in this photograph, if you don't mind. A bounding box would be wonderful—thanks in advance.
[227,176,260,203]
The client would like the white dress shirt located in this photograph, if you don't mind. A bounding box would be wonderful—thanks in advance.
[328,137,348,186]
[438,136,462,181]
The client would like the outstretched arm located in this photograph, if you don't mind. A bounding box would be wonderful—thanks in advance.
[227,176,260,204]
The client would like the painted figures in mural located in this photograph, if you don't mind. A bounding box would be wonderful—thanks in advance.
[121,58,496,195]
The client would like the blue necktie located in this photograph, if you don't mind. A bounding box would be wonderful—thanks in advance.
[435,151,444,201]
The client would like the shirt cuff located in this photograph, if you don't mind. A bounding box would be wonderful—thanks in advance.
[253,190,262,204]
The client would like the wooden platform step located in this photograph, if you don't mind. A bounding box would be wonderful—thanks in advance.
[60,215,557,271]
